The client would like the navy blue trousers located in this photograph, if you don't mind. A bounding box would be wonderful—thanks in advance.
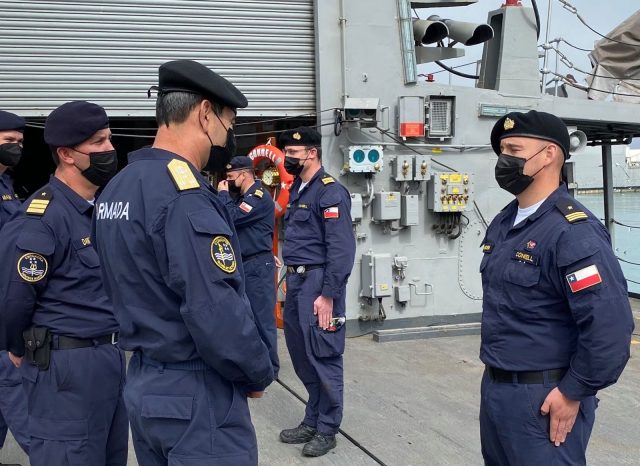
[0,351,29,453]
[20,343,128,466]
[480,370,597,466]
[126,352,258,466]
[284,268,346,435]
[244,253,279,378]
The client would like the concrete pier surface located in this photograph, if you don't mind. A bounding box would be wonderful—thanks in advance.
[1,298,638,466]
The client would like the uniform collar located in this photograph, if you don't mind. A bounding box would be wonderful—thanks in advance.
[49,176,94,215]
[245,180,260,196]
[503,183,568,230]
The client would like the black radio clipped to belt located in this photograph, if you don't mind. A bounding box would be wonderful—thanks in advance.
[23,326,52,371]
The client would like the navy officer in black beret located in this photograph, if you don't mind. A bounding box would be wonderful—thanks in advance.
[0,101,128,466]
[218,156,279,379]
[480,110,633,465]
[277,127,355,457]
[94,60,273,465]
[0,109,31,459]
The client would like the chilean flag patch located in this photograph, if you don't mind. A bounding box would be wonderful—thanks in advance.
[239,202,253,213]
[323,207,339,219]
[566,265,602,293]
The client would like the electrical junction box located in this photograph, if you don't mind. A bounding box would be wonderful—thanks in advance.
[394,285,411,303]
[392,155,413,181]
[372,191,401,221]
[413,155,430,181]
[401,194,419,226]
[346,145,383,173]
[427,172,474,212]
[361,252,393,298]
[398,96,425,138]
[350,193,363,222]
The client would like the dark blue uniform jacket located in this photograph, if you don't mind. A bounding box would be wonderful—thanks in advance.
[480,184,633,400]
[219,180,274,258]
[0,176,118,355]
[93,148,273,391]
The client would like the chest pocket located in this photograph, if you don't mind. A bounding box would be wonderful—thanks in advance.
[503,260,541,287]
[292,209,311,222]
[73,242,100,268]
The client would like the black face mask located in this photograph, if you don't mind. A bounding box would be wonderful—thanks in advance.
[494,146,546,195]
[284,155,309,177]
[0,143,22,167]
[75,149,118,187]
[228,176,242,195]
[206,113,237,170]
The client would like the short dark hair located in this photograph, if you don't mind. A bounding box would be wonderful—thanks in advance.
[49,145,60,166]
[156,92,224,127]
[309,145,322,160]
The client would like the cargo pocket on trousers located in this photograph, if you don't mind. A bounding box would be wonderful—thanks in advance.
[141,395,194,453]
[309,324,346,358]
[29,417,89,466]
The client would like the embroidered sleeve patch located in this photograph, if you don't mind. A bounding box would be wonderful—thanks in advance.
[17,252,48,282]
[239,202,253,213]
[323,206,339,219]
[210,236,237,273]
[566,265,602,293]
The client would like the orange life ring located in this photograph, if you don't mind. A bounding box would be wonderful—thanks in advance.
[248,144,294,219]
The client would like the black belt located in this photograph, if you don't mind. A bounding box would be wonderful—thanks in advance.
[51,333,119,350]
[286,264,324,274]
[486,366,567,384]
[242,251,272,262]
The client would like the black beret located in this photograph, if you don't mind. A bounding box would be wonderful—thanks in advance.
[226,156,253,172]
[158,60,248,109]
[278,126,321,148]
[0,110,25,132]
[44,101,109,147]
[491,110,571,159]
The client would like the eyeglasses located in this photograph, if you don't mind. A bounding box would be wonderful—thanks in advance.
[283,148,310,157]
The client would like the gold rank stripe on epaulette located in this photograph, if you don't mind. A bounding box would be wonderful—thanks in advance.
[167,159,199,191]
[254,189,264,198]
[555,198,588,223]
[565,212,589,223]
[25,190,52,216]
[321,176,335,185]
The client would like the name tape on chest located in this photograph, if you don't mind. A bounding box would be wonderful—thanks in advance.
[566,264,602,293]
[481,242,494,254]
[512,249,539,266]
[2,193,18,201]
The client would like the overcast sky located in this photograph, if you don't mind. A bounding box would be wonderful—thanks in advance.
[416,0,639,87]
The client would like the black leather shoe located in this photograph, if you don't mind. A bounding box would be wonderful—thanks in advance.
[302,432,337,457]
[279,423,317,444]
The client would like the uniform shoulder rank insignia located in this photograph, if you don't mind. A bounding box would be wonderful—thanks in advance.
[254,189,264,198]
[17,252,48,282]
[321,176,335,185]
[25,190,53,216]
[555,198,588,223]
[167,159,199,191]
[210,236,237,273]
